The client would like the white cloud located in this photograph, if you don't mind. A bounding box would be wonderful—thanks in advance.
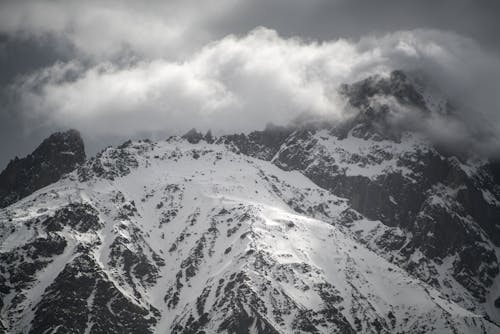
[9,27,500,157]
[13,28,353,135]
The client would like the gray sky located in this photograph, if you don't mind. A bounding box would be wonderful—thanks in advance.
[1,0,500,168]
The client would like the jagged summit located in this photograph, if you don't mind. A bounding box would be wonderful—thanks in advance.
[340,70,428,110]
[246,70,452,144]
[0,129,85,208]
[181,128,204,144]
[181,128,215,144]
[333,70,449,142]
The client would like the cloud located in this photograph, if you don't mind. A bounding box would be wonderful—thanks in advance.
[12,28,352,135]
[358,31,500,157]
[8,27,500,157]
[0,0,237,60]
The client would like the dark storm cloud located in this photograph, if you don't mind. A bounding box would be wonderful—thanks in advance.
[2,1,500,72]
[209,0,500,53]
[0,0,500,168]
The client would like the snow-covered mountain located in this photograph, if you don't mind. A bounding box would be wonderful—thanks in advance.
[1,71,500,333]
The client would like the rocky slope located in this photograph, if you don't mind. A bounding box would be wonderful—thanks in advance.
[0,71,499,333]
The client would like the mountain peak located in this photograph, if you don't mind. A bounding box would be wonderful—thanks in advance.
[332,70,433,141]
[182,128,204,144]
[0,129,85,208]
[340,70,427,110]
[34,128,85,159]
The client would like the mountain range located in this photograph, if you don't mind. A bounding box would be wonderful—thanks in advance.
[1,70,499,334]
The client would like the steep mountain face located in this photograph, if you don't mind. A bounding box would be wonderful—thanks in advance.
[0,129,85,208]
[224,71,500,306]
[226,70,500,321]
[1,71,500,333]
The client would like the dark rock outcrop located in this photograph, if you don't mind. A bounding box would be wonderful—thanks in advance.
[219,123,293,160]
[182,128,204,144]
[30,255,158,334]
[0,129,85,208]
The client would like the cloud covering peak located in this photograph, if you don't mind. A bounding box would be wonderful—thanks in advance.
[8,27,500,158]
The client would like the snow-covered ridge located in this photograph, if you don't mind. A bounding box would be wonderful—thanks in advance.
[1,137,499,333]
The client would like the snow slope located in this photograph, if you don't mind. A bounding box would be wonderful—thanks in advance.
[1,137,498,333]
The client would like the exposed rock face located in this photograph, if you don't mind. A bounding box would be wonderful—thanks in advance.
[182,128,205,144]
[218,123,293,160]
[0,129,85,208]
[0,199,159,334]
[30,254,157,334]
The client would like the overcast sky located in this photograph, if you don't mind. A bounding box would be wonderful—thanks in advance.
[1,0,500,168]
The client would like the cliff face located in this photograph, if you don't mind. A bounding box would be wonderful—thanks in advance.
[0,129,85,208]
